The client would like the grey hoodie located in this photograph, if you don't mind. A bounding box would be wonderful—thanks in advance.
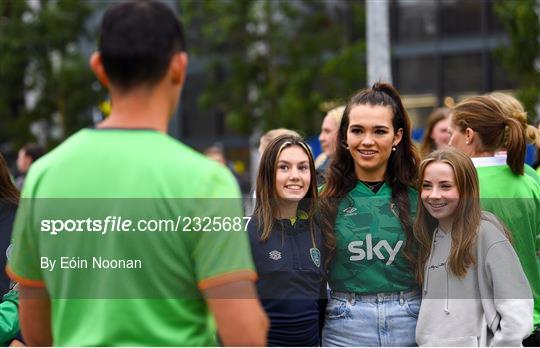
[416,213,533,347]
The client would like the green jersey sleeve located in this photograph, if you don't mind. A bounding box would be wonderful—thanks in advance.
[191,167,256,290]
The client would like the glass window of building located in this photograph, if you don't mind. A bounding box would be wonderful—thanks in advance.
[391,0,437,44]
[440,0,483,38]
[443,53,483,94]
[394,56,437,94]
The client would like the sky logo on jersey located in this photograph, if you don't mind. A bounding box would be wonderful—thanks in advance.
[343,207,358,216]
[348,234,403,265]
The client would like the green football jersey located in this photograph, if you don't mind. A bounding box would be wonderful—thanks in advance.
[8,129,256,346]
[525,164,540,185]
[329,182,418,294]
[476,164,540,330]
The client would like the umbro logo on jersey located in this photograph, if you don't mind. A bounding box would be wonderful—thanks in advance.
[343,207,358,216]
[348,234,403,265]
[269,250,282,260]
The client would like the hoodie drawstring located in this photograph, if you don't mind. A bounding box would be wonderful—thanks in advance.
[423,233,437,295]
[424,229,451,315]
[444,262,450,315]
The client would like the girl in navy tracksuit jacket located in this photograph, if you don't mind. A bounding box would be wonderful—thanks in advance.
[249,134,327,346]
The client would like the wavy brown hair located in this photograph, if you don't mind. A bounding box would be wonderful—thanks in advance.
[451,95,529,175]
[414,149,482,284]
[0,153,19,206]
[254,135,321,244]
[419,107,450,157]
[320,82,419,268]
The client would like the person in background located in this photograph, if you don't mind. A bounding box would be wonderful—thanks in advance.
[15,143,44,190]
[419,108,450,158]
[414,149,532,346]
[449,95,540,346]
[258,128,301,157]
[7,1,268,345]
[248,134,327,346]
[316,106,345,185]
[204,144,227,165]
[0,153,21,346]
[320,83,421,346]
[204,143,250,195]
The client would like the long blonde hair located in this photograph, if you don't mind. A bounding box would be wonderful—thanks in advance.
[489,92,540,147]
[414,149,481,284]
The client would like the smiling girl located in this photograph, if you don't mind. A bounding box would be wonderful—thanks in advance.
[414,149,532,346]
[248,135,327,346]
[321,83,420,346]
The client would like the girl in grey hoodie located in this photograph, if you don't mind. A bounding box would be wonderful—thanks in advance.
[413,149,533,347]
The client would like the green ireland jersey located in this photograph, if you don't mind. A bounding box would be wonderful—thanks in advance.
[475,163,540,329]
[8,129,256,346]
[329,182,418,293]
[525,164,540,185]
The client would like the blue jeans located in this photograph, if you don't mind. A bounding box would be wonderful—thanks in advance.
[322,289,421,347]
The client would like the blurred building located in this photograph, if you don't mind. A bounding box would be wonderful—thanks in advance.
[389,0,516,127]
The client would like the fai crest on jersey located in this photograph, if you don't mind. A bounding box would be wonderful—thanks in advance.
[310,247,321,268]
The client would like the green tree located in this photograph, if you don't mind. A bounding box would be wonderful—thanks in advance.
[495,0,540,121]
[0,0,105,149]
[181,0,366,136]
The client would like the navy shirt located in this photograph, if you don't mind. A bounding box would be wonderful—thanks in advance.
[248,217,326,346]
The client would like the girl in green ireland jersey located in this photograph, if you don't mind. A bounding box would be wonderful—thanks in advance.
[414,148,532,346]
[320,83,420,346]
[449,94,540,346]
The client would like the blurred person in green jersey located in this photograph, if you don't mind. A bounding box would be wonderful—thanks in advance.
[449,94,540,346]
[7,1,268,346]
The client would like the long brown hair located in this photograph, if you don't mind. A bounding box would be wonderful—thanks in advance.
[419,107,450,157]
[0,153,19,206]
[254,135,319,242]
[414,149,481,284]
[451,95,528,175]
[321,82,419,267]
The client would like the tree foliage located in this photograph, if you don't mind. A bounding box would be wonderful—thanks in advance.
[181,0,366,135]
[0,0,104,150]
[495,0,540,121]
